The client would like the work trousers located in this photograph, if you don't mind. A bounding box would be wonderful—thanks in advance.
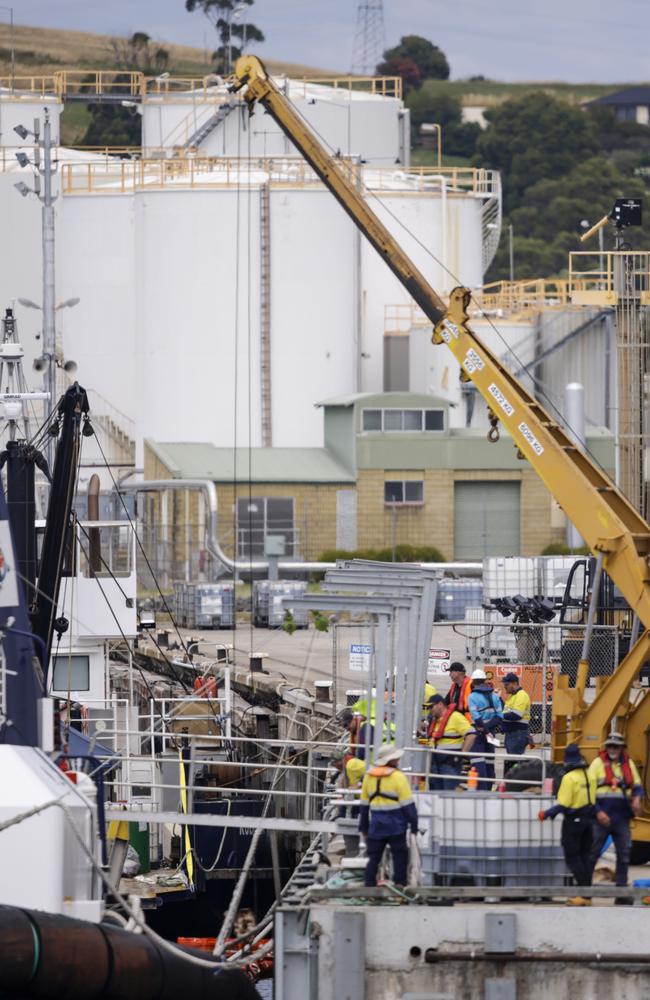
[504,729,529,772]
[472,732,495,787]
[364,831,408,886]
[429,752,462,791]
[561,811,593,887]
[590,814,632,887]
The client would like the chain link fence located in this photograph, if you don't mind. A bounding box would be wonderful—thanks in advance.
[428,618,626,743]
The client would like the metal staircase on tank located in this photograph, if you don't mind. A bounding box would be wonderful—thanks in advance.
[181,99,240,150]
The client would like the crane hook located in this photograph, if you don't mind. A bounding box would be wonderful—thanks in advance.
[487,409,500,443]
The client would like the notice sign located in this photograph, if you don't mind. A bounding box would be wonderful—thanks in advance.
[349,643,373,672]
[428,647,451,673]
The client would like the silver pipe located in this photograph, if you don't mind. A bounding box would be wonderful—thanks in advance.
[118,478,483,576]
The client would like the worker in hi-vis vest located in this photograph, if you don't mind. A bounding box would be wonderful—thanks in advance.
[359,745,418,888]
[424,694,476,790]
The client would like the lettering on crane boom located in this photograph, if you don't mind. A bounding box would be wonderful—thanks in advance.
[462,348,485,374]
[438,320,460,344]
[488,383,515,417]
[518,422,544,455]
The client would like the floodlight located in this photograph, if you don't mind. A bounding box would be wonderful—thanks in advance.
[13,124,29,140]
[15,151,29,168]
[13,181,30,197]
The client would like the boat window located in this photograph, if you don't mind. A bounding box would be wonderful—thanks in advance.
[52,654,90,692]
[79,524,133,578]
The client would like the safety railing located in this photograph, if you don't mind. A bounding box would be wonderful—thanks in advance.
[384,278,573,333]
[53,70,143,99]
[0,70,401,102]
[0,75,57,96]
[59,156,499,196]
[569,250,650,305]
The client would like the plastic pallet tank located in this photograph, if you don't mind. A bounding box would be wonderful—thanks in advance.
[253,581,309,628]
[435,579,484,622]
[417,791,567,888]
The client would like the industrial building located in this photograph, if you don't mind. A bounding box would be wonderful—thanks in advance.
[144,389,614,574]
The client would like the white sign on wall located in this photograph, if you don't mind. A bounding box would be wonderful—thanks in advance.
[349,643,373,672]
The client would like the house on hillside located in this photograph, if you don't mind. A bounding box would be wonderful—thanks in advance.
[587,86,650,124]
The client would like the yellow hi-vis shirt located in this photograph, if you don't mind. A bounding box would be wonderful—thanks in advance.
[430,710,475,749]
[556,767,594,811]
[345,756,365,787]
[588,755,642,801]
[504,688,531,724]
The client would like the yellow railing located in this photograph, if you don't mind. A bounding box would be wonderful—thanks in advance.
[384,279,574,333]
[53,70,144,99]
[569,251,650,305]
[59,156,499,196]
[0,75,57,96]
[479,278,570,315]
[0,69,401,103]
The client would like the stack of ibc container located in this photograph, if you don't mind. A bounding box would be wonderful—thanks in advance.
[435,579,484,621]
[253,581,309,628]
[172,582,235,629]
[417,792,566,888]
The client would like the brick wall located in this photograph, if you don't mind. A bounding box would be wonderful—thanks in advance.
[144,444,565,569]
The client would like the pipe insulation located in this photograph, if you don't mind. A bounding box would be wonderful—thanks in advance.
[119,478,483,576]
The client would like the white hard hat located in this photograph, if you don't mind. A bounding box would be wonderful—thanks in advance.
[471,668,487,681]
[374,745,404,767]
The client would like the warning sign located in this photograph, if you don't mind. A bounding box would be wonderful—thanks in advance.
[349,643,373,672]
[428,647,451,673]
[485,663,557,703]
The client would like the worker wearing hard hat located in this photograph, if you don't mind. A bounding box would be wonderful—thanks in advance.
[467,668,503,787]
[539,743,595,906]
[423,693,476,790]
[587,732,643,900]
[501,672,531,772]
[359,745,418,888]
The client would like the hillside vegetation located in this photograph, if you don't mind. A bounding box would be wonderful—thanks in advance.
[0,22,333,80]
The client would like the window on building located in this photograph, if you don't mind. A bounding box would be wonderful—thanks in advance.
[362,407,444,432]
[384,480,424,505]
[237,497,295,557]
[52,654,90,692]
[362,409,382,431]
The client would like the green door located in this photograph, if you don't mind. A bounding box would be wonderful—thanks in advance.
[454,481,520,558]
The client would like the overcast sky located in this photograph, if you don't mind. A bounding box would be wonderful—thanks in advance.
[14,0,650,82]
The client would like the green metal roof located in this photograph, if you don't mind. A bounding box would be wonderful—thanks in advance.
[146,440,356,484]
[317,391,449,409]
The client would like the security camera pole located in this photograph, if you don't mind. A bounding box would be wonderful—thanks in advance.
[41,110,57,462]
[14,109,58,468]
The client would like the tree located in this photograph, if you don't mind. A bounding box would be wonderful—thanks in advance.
[486,156,650,281]
[110,32,169,74]
[407,86,480,158]
[378,57,421,96]
[474,93,598,214]
[378,35,449,83]
[186,0,265,73]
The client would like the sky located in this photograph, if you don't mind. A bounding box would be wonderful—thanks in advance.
[12,0,650,82]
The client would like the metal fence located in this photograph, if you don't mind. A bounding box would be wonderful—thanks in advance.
[427,618,626,742]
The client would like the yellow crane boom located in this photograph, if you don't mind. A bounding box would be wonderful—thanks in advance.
[232,56,650,812]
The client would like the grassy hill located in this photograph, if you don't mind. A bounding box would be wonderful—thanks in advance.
[415,79,632,107]
[0,22,339,145]
[0,22,335,79]
[0,22,637,145]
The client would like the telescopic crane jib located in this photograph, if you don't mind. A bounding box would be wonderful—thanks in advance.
[231,56,650,840]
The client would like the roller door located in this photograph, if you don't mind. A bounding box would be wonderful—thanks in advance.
[454,481,520,558]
